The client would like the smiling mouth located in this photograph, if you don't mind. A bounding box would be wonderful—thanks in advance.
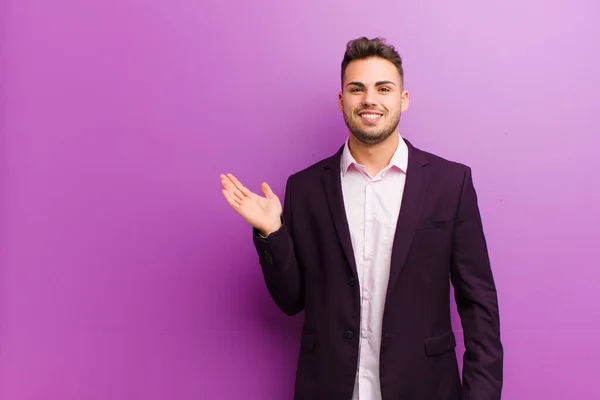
[358,112,383,121]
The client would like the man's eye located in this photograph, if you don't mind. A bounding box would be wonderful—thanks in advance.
[379,87,390,92]
[350,88,363,93]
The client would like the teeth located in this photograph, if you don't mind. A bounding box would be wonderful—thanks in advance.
[361,114,381,120]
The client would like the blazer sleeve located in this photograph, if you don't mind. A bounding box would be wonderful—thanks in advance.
[252,176,304,316]
[450,166,503,400]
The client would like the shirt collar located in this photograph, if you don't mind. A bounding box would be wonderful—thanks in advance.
[340,133,408,176]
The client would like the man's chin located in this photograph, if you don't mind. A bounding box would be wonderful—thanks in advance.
[350,130,391,145]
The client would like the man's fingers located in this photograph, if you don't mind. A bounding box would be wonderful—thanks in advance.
[221,175,246,201]
[222,190,241,208]
[227,173,252,197]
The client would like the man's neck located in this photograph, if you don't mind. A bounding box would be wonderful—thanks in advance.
[347,132,400,177]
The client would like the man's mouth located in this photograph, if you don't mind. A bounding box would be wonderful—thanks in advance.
[358,111,384,122]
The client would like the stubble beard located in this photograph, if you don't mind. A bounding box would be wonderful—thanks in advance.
[343,108,401,145]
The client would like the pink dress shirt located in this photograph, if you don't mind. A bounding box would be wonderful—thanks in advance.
[340,134,408,400]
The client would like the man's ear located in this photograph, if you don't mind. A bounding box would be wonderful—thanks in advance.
[338,92,343,111]
[401,90,410,112]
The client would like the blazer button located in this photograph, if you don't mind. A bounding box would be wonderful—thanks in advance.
[264,250,274,265]
[344,330,354,339]
[347,277,355,286]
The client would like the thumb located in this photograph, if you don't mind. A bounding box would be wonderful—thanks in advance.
[261,182,275,198]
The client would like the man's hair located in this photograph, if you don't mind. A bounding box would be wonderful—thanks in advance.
[341,37,404,88]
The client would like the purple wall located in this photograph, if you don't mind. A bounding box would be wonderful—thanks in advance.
[2,0,599,399]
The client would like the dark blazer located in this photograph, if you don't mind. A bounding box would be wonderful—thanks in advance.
[253,139,503,400]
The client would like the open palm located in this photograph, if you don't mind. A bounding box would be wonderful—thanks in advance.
[220,173,282,236]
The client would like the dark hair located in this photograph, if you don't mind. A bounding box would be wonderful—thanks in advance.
[341,37,404,88]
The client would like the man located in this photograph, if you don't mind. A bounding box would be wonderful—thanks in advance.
[220,37,503,400]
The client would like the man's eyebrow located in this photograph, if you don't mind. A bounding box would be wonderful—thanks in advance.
[345,81,396,87]
[346,81,365,88]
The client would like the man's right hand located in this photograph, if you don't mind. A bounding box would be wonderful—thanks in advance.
[220,173,283,237]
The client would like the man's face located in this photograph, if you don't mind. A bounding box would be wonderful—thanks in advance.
[339,57,409,145]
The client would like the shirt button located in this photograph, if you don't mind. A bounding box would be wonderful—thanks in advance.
[361,330,368,338]
[344,330,354,339]
[361,370,368,377]
[363,290,370,300]
[367,215,374,222]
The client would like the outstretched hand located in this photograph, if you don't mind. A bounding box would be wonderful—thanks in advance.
[220,173,283,237]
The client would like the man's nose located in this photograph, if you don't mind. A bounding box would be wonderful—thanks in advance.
[361,88,377,107]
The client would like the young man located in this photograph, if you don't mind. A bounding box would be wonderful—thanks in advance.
[220,37,503,400]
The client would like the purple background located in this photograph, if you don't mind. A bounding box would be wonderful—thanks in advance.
[2,0,599,399]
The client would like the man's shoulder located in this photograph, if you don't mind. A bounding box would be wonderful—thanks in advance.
[407,141,477,191]
[287,147,342,182]
[414,143,471,175]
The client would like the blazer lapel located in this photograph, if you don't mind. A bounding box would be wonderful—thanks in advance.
[386,140,429,296]
[321,147,358,277]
